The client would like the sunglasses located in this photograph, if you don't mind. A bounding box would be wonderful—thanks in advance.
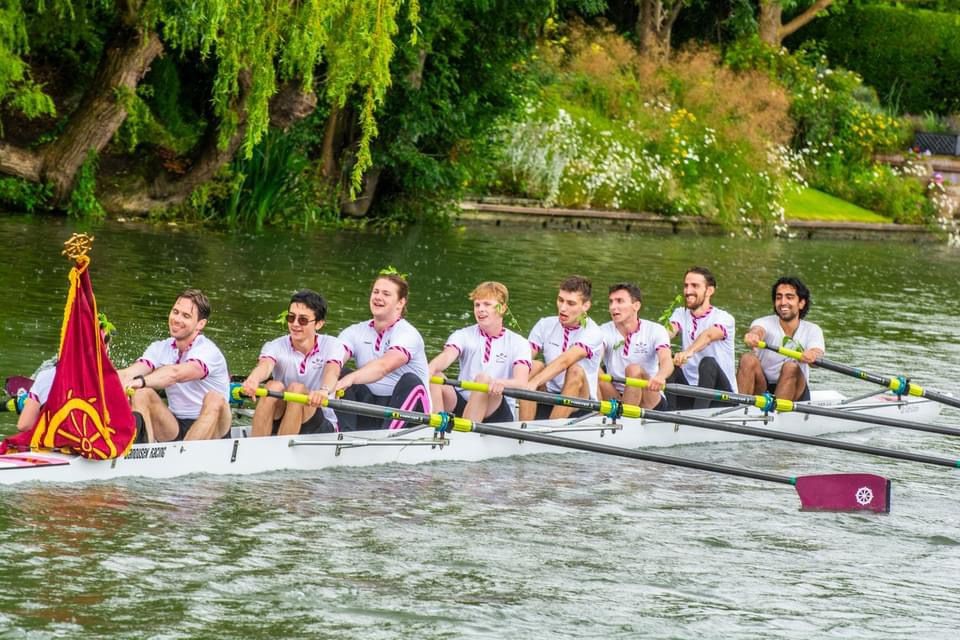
[286,313,317,326]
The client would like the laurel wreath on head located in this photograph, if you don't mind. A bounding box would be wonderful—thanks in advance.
[378,265,410,280]
[97,312,117,336]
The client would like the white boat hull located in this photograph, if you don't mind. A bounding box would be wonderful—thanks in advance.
[0,391,943,485]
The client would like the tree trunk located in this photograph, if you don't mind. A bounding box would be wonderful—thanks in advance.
[780,0,834,41]
[635,0,683,60]
[42,30,164,202]
[105,78,317,214]
[758,0,783,46]
[0,28,163,202]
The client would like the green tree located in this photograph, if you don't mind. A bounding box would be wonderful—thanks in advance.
[0,0,418,216]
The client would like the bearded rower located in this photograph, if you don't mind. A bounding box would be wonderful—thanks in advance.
[737,276,825,401]
[666,266,737,410]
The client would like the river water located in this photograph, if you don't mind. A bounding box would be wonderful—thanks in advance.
[0,215,958,638]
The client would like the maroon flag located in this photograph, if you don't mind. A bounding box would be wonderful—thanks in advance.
[1,241,135,458]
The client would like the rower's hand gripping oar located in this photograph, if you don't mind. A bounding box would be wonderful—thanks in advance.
[758,340,960,410]
[433,377,960,470]
[237,385,891,513]
[601,373,960,439]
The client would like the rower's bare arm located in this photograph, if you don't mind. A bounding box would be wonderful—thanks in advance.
[675,326,724,365]
[337,349,409,389]
[744,325,766,348]
[118,361,152,389]
[306,362,341,407]
[242,357,276,397]
[16,397,41,432]
[147,361,207,388]
[530,345,587,388]
[654,346,674,386]
[428,345,459,377]
[490,361,532,395]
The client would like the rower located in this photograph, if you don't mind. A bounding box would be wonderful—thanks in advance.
[118,289,231,442]
[518,275,604,421]
[666,266,737,409]
[737,276,824,401]
[14,314,147,441]
[598,282,673,410]
[334,269,431,430]
[428,281,532,422]
[240,289,343,436]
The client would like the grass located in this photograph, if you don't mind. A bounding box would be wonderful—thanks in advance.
[784,188,890,222]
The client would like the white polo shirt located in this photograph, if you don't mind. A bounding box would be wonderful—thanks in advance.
[528,316,604,399]
[444,325,532,398]
[339,318,430,398]
[670,305,737,389]
[138,334,230,420]
[27,366,56,405]
[260,334,345,426]
[600,320,672,394]
[750,315,825,383]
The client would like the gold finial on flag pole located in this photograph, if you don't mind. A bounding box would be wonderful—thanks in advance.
[62,233,94,261]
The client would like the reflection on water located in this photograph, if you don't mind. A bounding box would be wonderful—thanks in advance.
[1,215,959,637]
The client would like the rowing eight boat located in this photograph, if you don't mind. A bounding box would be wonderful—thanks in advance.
[0,389,941,485]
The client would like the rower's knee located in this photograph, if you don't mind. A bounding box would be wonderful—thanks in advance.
[624,364,648,379]
[286,381,307,393]
[780,361,803,380]
[201,391,226,413]
[474,372,493,383]
[738,352,761,372]
[265,379,285,392]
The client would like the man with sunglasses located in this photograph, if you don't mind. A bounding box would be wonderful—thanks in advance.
[240,289,343,435]
[736,276,824,401]
[119,289,231,442]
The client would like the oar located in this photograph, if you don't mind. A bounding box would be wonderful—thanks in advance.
[236,386,891,513]
[600,373,960,438]
[2,397,15,412]
[433,377,960,470]
[758,340,960,410]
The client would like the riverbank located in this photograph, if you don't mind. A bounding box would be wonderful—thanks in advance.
[456,200,939,241]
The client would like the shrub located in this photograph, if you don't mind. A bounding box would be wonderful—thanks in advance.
[490,24,797,231]
[790,5,960,115]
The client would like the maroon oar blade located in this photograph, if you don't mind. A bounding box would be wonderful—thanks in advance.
[5,376,33,397]
[794,473,891,513]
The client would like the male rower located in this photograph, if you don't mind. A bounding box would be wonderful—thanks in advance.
[14,315,149,442]
[240,289,343,436]
[428,281,532,422]
[335,270,431,430]
[518,275,604,421]
[598,283,673,410]
[666,266,736,409]
[737,276,824,401]
[118,289,231,442]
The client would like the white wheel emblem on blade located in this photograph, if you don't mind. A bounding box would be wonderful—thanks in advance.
[855,487,874,505]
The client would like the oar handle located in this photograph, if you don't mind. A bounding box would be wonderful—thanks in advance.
[757,341,940,401]
[233,385,477,432]
[2,397,15,413]
[599,373,795,412]
[431,376,643,419]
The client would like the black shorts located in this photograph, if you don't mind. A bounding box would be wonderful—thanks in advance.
[271,409,336,435]
[452,391,515,423]
[766,381,811,402]
[533,402,591,421]
[133,412,150,444]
